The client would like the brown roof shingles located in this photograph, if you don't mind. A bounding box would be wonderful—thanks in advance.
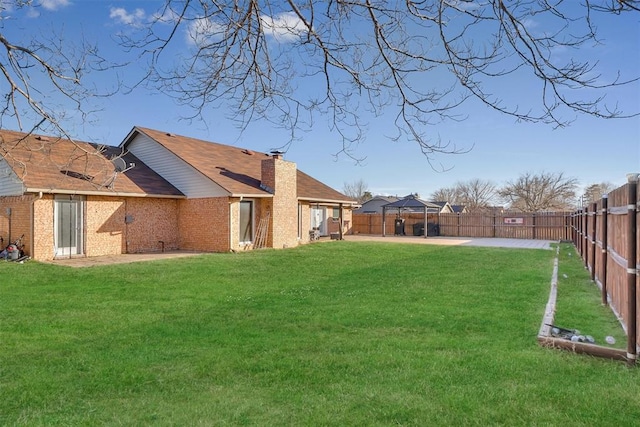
[131,127,355,203]
[0,127,354,204]
[0,129,183,197]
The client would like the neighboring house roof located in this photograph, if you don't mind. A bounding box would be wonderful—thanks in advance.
[354,196,400,213]
[0,129,183,197]
[430,201,454,213]
[450,205,467,213]
[123,127,355,204]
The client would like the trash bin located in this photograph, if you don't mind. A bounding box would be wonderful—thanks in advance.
[413,222,425,236]
[394,218,406,235]
[427,223,440,236]
[7,244,19,260]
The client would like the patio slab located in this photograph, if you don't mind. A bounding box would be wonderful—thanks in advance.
[344,234,555,250]
[43,251,205,268]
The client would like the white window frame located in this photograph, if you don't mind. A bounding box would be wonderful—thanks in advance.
[239,200,254,245]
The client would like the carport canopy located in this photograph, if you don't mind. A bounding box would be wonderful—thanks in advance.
[382,195,441,238]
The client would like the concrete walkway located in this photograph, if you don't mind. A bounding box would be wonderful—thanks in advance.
[344,234,555,250]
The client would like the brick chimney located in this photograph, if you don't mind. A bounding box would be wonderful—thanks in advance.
[261,152,298,248]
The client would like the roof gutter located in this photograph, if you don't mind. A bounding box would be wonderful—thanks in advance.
[298,197,358,205]
[26,188,186,199]
[230,193,273,199]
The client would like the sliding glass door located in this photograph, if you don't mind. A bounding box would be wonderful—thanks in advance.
[54,196,84,257]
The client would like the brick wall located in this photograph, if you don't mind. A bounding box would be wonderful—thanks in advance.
[0,194,37,256]
[33,195,54,260]
[85,197,125,257]
[84,196,180,255]
[299,202,311,241]
[123,198,179,253]
[1,190,352,261]
[3,194,182,261]
[178,197,230,252]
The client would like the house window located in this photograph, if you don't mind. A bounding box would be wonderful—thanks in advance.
[332,207,340,219]
[239,200,253,244]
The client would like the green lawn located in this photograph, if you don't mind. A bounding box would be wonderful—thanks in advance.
[1,241,638,426]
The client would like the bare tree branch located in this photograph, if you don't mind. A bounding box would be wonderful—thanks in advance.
[0,1,637,173]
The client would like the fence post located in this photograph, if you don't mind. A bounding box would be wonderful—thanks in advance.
[492,213,496,238]
[572,211,577,246]
[626,173,638,366]
[601,194,608,306]
[577,210,581,248]
[532,213,536,240]
[576,209,582,256]
[590,202,597,282]
[583,206,589,269]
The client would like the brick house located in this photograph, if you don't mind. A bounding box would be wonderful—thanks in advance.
[0,127,355,261]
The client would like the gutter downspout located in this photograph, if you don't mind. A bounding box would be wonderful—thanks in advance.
[338,203,344,240]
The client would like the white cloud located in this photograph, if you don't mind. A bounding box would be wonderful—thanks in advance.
[185,11,307,47]
[0,0,13,12]
[109,7,146,27]
[186,17,226,46]
[260,12,307,43]
[39,0,70,11]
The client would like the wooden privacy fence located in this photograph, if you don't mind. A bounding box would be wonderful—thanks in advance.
[439,212,571,240]
[352,211,572,240]
[573,175,639,362]
[351,213,440,236]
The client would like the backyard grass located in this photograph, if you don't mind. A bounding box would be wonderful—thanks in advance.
[1,241,638,426]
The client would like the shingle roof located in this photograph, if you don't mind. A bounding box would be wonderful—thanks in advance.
[129,127,355,203]
[383,195,441,210]
[0,129,183,197]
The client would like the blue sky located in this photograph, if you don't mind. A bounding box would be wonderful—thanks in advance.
[2,1,639,200]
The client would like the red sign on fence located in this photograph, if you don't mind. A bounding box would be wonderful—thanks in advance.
[504,217,524,225]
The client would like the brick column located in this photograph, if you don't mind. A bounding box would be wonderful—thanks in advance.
[261,154,298,249]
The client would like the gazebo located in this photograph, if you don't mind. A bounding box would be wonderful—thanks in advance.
[381,195,442,238]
